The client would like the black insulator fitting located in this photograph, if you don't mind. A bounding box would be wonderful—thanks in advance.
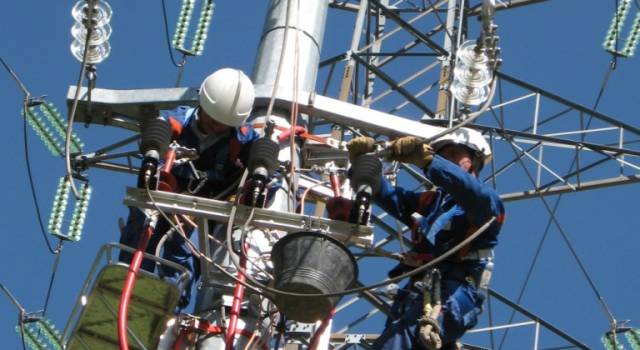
[248,137,280,180]
[139,117,172,157]
[350,192,372,225]
[137,156,159,189]
[350,154,382,196]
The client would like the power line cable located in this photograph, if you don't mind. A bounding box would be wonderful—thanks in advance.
[0,57,32,97]
[161,0,184,68]
[0,57,58,255]
[23,103,57,255]
[2,57,66,348]
[0,283,28,315]
[1,283,28,350]
[42,240,64,317]
[160,0,188,87]
[593,58,616,112]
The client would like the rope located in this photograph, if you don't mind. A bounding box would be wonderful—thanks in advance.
[288,0,302,212]
[262,0,295,127]
[220,210,496,298]
[143,171,276,280]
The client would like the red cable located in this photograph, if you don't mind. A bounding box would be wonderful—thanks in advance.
[118,225,154,350]
[208,325,268,350]
[225,254,247,350]
[119,146,176,350]
[173,330,185,350]
[163,148,176,172]
[308,308,336,350]
[329,173,341,197]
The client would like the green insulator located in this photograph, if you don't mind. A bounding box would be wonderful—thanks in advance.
[37,319,63,350]
[40,104,63,135]
[67,184,91,241]
[173,0,196,49]
[48,178,70,235]
[24,109,63,156]
[18,325,46,350]
[602,334,621,350]
[183,0,214,56]
[622,14,640,57]
[70,135,83,153]
[604,0,632,52]
[40,101,84,153]
[626,329,640,350]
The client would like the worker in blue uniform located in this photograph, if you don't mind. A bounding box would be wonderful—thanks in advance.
[119,68,259,308]
[347,128,505,350]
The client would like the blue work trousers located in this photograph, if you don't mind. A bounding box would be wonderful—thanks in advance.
[118,207,198,308]
[372,274,484,350]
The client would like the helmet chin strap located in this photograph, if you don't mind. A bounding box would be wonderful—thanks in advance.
[471,155,483,175]
[194,107,207,133]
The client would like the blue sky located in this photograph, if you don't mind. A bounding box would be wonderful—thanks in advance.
[1,1,640,349]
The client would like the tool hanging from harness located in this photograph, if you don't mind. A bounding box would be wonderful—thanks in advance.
[408,261,493,350]
[415,269,443,350]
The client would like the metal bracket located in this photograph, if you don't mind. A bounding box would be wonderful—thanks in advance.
[67,84,448,140]
[123,188,374,247]
[66,86,199,129]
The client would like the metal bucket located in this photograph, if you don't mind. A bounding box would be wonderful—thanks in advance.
[270,232,358,323]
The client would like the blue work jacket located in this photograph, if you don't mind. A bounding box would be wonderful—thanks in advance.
[161,106,259,197]
[375,155,505,260]
[371,155,506,349]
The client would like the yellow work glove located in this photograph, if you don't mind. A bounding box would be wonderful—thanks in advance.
[388,136,434,168]
[346,136,375,162]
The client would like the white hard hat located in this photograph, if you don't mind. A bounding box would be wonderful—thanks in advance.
[431,127,492,170]
[199,68,255,127]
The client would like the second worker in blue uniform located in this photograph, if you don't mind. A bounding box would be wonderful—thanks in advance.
[346,128,505,350]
